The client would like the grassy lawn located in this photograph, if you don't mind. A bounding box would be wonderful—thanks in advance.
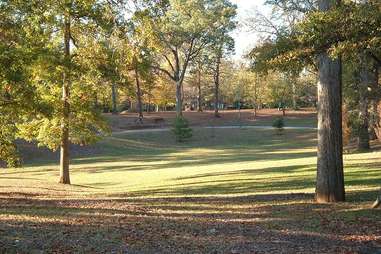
[1,127,380,253]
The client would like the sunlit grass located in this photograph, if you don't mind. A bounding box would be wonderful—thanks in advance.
[1,128,379,200]
[1,128,380,254]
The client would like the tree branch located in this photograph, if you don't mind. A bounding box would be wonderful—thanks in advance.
[151,65,175,80]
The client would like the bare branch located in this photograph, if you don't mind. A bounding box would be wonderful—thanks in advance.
[151,65,175,81]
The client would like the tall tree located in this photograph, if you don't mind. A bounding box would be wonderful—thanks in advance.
[251,0,381,203]
[212,43,224,117]
[313,0,345,202]
[16,0,114,184]
[129,13,155,122]
[188,55,209,112]
[138,0,237,117]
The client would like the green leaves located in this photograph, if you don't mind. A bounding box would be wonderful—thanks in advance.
[249,1,381,73]
[0,0,116,166]
[172,116,192,142]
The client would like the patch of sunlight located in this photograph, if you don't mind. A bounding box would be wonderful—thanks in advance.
[1,128,380,200]
[260,147,316,155]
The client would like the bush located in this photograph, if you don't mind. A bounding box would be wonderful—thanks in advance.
[172,116,192,142]
[272,117,285,135]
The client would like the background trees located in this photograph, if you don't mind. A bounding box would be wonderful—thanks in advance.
[1,0,117,183]
[138,0,237,117]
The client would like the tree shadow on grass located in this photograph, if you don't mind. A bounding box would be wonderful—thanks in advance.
[0,191,379,254]
[15,129,317,167]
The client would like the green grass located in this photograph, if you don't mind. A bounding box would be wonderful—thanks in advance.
[250,116,317,127]
[1,128,379,199]
[1,127,380,253]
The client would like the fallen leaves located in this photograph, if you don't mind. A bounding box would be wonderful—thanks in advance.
[0,194,380,253]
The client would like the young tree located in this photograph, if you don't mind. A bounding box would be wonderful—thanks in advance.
[209,36,234,118]
[188,55,209,112]
[16,0,115,184]
[129,14,155,122]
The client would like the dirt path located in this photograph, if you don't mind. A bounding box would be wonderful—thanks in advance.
[112,125,317,135]
[106,108,317,132]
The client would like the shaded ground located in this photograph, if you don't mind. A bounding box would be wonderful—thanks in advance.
[106,108,317,131]
[1,192,380,254]
[1,127,380,253]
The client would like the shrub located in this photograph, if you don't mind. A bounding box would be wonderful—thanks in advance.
[172,116,192,142]
[272,117,285,135]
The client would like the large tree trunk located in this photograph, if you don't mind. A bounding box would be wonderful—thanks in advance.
[111,83,117,114]
[175,79,183,117]
[316,51,345,202]
[59,9,71,185]
[315,0,345,203]
[134,61,143,122]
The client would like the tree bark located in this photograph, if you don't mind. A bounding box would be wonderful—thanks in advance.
[253,76,258,118]
[111,83,117,114]
[369,101,380,140]
[59,7,71,185]
[197,69,203,112]
[134,60,143,122]
[175,79,183,117]
[316,0,345,203]
[316,49,345,202]
[214,55,221,118]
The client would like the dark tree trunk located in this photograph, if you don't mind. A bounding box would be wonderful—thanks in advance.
[292,82,297,110]
[214,82,220,117]
[316,49,345,202]
[175,79,183,117]
[111,83,117,115]
[357,55,372,150]
[369,101,379,140]
[134,60,143,122]
[214,55,221,118]
[59,8,71,185]
[147,91,151,113]
[197,69,202,112]
[316,0,345,203]
[253,82,257,118]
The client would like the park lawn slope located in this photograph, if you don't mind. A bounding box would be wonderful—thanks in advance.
[0,128,380,253]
